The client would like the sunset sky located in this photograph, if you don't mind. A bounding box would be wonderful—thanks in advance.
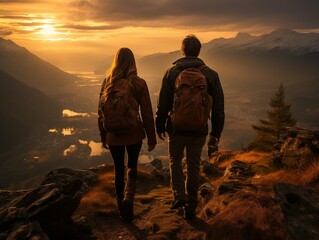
[1,0,319,71]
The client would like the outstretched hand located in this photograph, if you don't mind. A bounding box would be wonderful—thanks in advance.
[158,132,166,141]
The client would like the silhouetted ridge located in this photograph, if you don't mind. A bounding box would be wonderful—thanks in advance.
[0,37,78,93]
[0,69,61,152]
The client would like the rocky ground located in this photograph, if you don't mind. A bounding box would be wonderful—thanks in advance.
[1,127,319,240]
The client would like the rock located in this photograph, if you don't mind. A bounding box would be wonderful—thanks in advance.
[0,167,96,240]
[88,163,114,174]
[141,159,163,172]
[274,183,319,240]
[199,182,214,203]
[217,161,257,195]
[0,176,83,221]
[214,151,235,165]
[218,181,257,195]
[0,206,49,240]
[0,190,29,208]
[201,161,223,177]
[43,168,99,189]
[160,168,170,184]
[224,160,254,180]
[150,159,163,170]
[272,127,319,168]
[72,215,92,235]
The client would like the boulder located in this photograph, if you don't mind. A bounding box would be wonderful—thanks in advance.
[43,168,99,193]
[0,175,83,222]
[273,127,319,168]
[224,160,254,180]
[218,181,257,195]
[0,168,98,240]
[141,159,163,172]
[274,183,319,240]
[88,163,114,174]
[0,190,29,208]
[214,151,235,165]
[217,160,257,195]
[199,182,214,203]
[201,161,223,177]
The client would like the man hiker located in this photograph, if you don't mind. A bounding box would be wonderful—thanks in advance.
[155,34,225,220]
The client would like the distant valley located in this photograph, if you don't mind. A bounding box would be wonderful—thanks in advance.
[0,70,61,152]
[0,29,319,188]
[137,29,319,149]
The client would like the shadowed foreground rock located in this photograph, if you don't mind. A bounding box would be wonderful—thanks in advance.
[218,160,256,195]
[0,167,100,240]
[272,127,319,168]
[274,183,319,240]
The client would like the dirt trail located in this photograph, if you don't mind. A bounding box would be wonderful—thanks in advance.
[82,185,208,240]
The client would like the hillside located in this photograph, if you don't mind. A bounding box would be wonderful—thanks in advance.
[0,69,61,152]
[1,127,318,240]
[0,37,78,94]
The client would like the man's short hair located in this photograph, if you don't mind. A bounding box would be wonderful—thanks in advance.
[181,34,201,57]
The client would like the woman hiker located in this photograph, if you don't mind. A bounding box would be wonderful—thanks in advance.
[98,48,157,222]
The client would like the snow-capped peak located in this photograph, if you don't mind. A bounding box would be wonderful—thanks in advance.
[255,28,319,52]
[205,29,319,54]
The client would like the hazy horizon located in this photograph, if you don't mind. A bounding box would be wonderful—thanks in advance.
[1,0,319,72]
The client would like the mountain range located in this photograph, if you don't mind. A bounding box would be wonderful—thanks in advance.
[0,29,318,151]
[139,28,319,83]
[204,28,319,53]
[0,38,77,94]
[139,28,319,125]
[0,69,61,152]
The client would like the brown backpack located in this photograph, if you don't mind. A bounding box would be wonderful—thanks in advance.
[102,77,140,135]
[170,65,212,131]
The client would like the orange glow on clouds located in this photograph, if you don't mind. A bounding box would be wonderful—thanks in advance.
[39,24,56,35]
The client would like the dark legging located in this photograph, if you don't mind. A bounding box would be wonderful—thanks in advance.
[109,142,142,200]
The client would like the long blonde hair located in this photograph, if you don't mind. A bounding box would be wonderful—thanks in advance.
[100,48,137,103]
[107,48,137,83]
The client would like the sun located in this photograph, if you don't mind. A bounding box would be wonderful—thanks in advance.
[39,24,56,35]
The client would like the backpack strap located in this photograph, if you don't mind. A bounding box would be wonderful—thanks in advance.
[128,75,139,103]
[197,64,207,71]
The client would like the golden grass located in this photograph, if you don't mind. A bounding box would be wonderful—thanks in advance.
[76,167,166,218]
[203,152,319,240]
[301,161,319,188]
[252,161,319,191]
[205,191,286,240]
[77,172,116,217]
[219,150,271,168]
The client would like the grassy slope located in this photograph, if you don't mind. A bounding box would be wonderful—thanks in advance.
[76,151,319,240]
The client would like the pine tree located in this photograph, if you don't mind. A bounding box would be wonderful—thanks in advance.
[250,83,296,152]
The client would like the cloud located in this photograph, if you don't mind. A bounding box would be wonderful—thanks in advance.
[58,24,122,31]
[0,29,13,36]
[67,0,319,31]
[0,0,50,2]
[0,15,32,20]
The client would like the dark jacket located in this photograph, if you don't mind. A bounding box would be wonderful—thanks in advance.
[98,75,157,146]
[155,57,225,139]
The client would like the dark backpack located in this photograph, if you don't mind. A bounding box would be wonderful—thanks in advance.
[170,65,212,132]
[102,78,140,135]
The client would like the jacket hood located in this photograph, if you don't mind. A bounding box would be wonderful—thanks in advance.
[173,57,205,69]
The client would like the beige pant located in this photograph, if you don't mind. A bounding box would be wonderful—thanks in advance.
[168,134,206,211]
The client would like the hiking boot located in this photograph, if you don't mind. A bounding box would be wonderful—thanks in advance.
[170,199,186,209]
[122,168,137,222]
[117,198,124,219]
[122,198,134,222]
